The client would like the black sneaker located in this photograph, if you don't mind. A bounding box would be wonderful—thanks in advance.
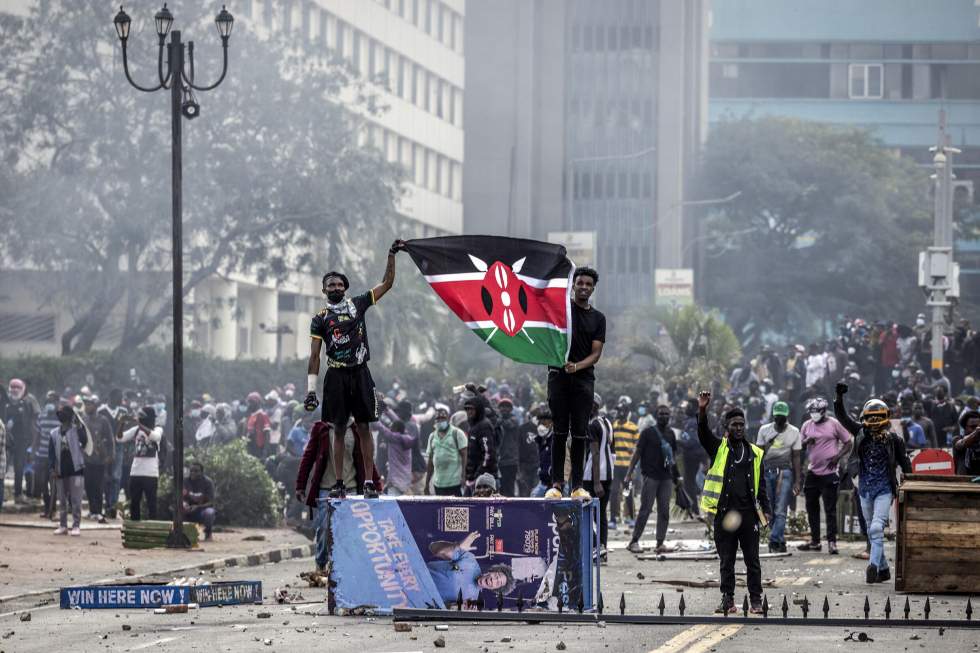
[828,542,839,555]
[797,541,822,552]
[362,481,379,499]
[715,595,737,614]
[328,482,346,499]
[876,567,891,583]
[865,564,879,584]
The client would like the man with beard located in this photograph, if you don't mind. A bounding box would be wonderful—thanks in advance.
[756,402,801,553]
[625,405,678,554]
[305,239,406,499]
[697,391,771,615]
[545,267,605,500]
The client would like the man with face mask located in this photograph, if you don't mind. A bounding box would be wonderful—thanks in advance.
[305,240,406,499]
[49,405,90,535]
[625,405,679,554]
[81,395,114,523]
[530,411,555,497]
[425,407,468,496]
[5,379,39,504]
[798,397,853,554]
[495,398,521,497]
[928,386,959,447]
[756,402,802,553]
[697,391,771,615]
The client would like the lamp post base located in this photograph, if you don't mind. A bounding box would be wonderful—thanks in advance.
[166,528,193,549]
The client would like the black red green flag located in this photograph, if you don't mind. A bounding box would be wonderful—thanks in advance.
[404,236,573,367]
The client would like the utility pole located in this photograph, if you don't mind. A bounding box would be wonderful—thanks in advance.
[921,110,959,372]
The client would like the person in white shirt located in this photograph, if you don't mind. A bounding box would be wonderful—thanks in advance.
[756,402,802,553]
[116,406,162,521]
[583,394,612,557]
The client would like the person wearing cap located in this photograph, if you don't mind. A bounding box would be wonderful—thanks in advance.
[697,390,771,615]
[82,395,114,523]
[756,401,802,553]
[117,406,163,521]
[5,378,39,504]
[48,405,90,536]
[305,240,407,500]
[425,406,468,496]
[472,472,498,498]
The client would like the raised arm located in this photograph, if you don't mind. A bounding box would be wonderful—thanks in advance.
[696,391,721,460]
[833,382,862,435]
[371,240,406,302]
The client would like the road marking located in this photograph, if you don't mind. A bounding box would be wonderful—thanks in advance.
[131,637,179,651]
[791,576,812,585]
[805,557,842,565]
[646,624,717,653]
[683,624,743,653]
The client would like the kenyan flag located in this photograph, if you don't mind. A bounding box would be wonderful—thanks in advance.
[405,236,572,367]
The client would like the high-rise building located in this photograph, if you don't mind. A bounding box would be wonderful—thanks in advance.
[463,0,709,310]
[708,0,980,311]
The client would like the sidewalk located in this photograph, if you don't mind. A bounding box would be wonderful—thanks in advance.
[0,511,312,603]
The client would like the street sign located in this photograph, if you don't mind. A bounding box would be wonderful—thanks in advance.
[59,581,262,609]
[654,268,694,306]
[910,448,955,476]
[547,231,596,267]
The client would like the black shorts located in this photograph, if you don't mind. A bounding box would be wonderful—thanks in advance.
[322,365,378,426]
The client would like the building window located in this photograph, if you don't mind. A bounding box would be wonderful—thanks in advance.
[0,313,56,342]
[722,63,739,79]
[849,63,883,99]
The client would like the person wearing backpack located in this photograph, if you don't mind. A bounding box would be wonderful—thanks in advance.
[116,406,162,521]
[625,405,679,554]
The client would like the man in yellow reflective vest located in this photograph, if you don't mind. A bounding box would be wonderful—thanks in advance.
[697,391,772,615]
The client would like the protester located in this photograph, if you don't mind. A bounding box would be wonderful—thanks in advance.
[798,397,853,555]
[582,394,612,555]
[531,410,555,498]
[496,398,521,496]
[184,462,217,541]
[82,395,114,523]
[697,391,771,615]
[516,407,542,496]
[6,378,39,504]
[545,266,605,500]
[472,472,498,498]
[756,401,802,553]
[626,405,678,554]
[305,240,407,500]
[35,400,60,519]
[834,382,911,583]
[910,400,938,449]
[953,410,980,476]
[49,405,90,536]
[375,418,416,496]
[99,388,129,519]
[463,394,496,495]
[117,406,162,521]
[610,402,640,529]
[244,392,272,460]
[425,407,467,496]
[677,399,708,518]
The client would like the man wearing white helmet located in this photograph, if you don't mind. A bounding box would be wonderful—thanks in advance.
[797,396,853,555]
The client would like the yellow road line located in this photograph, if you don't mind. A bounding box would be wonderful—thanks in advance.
[683,624,743,653]
[646,624,717,653]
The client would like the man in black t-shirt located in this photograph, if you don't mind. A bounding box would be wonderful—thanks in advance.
[305,239,406,499]
[545,266,606,500]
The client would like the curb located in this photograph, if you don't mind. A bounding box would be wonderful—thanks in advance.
[0,543,314,607]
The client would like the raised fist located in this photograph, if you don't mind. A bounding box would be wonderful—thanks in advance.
[835,382,848,397]
[304,391,319,412]
[389,239,406,255]
[697,391,711,411]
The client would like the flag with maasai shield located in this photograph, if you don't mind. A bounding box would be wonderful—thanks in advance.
[404,236,573,367]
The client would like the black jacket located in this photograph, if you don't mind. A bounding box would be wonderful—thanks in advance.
[834,396,911,496]
[465,402,497,481]
[697,412,771,517]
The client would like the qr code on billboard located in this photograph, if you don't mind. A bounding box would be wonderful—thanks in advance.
[442,507,469,532]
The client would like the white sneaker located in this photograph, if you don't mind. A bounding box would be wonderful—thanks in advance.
[53,526,68,535]
[70,527,81,536]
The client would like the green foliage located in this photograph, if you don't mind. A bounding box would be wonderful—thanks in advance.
[0,0,404,354]
[697,117,931,345]
[158,440,283,528]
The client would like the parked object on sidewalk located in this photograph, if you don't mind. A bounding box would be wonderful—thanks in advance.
[895,474,980,593]
[121,519,199,549]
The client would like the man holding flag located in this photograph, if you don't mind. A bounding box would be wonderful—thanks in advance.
[544,267,605,499]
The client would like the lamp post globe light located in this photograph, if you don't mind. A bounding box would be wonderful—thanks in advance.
[113,4,233,548]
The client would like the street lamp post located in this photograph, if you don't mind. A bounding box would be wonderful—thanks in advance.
[113,4,234,548]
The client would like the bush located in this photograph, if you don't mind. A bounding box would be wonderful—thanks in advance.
[157,440,283,528]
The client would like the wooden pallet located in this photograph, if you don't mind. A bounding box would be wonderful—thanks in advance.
[896,475,980,593]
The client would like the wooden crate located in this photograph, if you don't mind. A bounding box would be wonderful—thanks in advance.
[896,474,980,593]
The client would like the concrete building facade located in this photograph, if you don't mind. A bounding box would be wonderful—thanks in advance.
[463,0,709,310]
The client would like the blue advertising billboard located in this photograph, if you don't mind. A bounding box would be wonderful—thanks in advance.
[327,497,597,614]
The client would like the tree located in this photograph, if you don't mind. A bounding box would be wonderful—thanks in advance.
[0,0,404,354]
[696,117,931,345]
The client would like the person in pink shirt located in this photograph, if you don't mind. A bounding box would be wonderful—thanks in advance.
[797,397,853,555]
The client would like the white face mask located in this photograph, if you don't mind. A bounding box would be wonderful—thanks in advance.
[537,424,550,437]
[809,412,822,423]
[436,420,449,431]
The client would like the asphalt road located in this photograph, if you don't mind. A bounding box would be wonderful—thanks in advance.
[1,518,977,653]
